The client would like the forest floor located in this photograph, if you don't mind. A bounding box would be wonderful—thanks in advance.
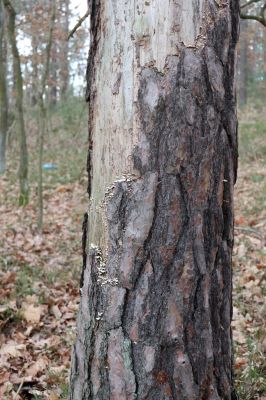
[0,101,265,399]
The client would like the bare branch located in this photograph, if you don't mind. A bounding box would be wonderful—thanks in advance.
[241,0,263,9]
[240,12,266,25]
[240,0,266,27]
[68,9,90,41]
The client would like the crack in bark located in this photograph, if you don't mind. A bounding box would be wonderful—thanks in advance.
[86,0,101,197]
[80,212,89,289]
[131,180,160,291]
[87,253,102,399]
[120,289,139,398]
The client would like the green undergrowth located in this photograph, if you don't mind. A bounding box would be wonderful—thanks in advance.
[47,370,69,399]
[238,104,266,163]
[0,262,71,305]
[236,338,266,399]
[15,264,70,298]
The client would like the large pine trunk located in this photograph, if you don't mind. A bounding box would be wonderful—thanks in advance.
[70,1,239,399]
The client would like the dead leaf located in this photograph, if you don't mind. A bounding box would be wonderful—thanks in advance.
[2,271,17,285]
[24,294,39,304]
[62,312,74,320]
[0,384,7,398]
[49,392,60,400]
[47,335,61,348]
[235,216,246,226]
[24,358,49,378]
[22,304,43,324]
[0,342,26,358]
[49,365,66,374]
[234,331,246,345]
[235,358,248,369]
[51,305,62,319]
[248,219,257,227]
[56,184,72,193]
[0,371,10,385]
[24,326,33,336]
[238,243,247,258]
[0,304,11,313]
[262,338,266,354]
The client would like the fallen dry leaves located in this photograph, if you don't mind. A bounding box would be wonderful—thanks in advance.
[0,177,86,399]
[233,160,266,398]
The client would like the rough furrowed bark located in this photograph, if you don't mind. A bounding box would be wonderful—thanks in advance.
[70,1,239,399]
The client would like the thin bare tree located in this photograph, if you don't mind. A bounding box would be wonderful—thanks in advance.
[0,0,8,174]
[37,0,56,232]
[4,0,29,205]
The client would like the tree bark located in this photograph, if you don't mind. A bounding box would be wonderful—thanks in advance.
[0,0,8,174]
[70,1,239,399]
[49,53,57,107]
[264,25,266,82]
[37,0,56,232]
[4,0,29,205]
[31,33,38,107]
[59,0,69,99]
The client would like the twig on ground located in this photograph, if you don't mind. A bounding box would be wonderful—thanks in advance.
[14,378,24,399]
[235,226,264,240]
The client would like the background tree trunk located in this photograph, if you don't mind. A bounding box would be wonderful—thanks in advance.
[31,33,38,107]
[0,0,8,174]
[49,53,57,107]
[70,1,239,399]
[4,0,29,205]
[59,0,69,99]
[264,26,266,82]
[239,20,248,106]
[37,0,56,232]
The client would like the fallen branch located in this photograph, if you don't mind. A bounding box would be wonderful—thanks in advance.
[235,226,264,240]
[14,379,24,399]
[68,9,90,40]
